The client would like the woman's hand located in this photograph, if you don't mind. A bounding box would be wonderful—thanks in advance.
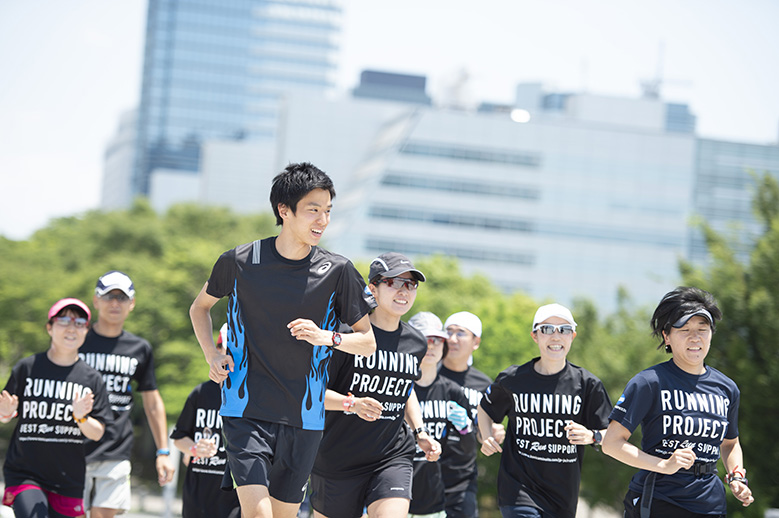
[729,478,754,507]
[72,391,95,420]
[658,447,696,475]
[0,390,19,422]
[417,432,441,462]
[353,396,383,422]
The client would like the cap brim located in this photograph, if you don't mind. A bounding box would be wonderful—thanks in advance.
[48,298,91,322]
[372,267,426,283]
[95,285,135,298]
[672,309,713,328]
[420,328,448,339]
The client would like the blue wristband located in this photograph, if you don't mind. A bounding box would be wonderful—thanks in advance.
[156,448,170,456]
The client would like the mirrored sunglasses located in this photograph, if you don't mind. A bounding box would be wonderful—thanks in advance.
[534,324,575,335]
[52,316,89,329]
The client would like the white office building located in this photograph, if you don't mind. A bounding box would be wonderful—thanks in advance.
[287,85,698,311]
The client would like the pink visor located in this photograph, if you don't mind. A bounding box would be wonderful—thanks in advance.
[47,298,91,323]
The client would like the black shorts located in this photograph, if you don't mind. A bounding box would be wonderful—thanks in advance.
[222,417,322,503]
[310,459,413,518]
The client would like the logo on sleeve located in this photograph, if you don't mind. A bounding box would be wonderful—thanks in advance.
[317,262,332,275]
[614,393,627,413]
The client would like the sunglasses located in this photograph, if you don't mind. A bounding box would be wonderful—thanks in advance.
[427,337,445,347]
[100,291,130,302]
[376,277,418,291]
[52,316,89,329]
[534,324,575,335]
[447,329,472,339]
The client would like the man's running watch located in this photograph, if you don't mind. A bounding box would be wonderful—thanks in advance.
[331,331,342,348]
[591,429,602,445]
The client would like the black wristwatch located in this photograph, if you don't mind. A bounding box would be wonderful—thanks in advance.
[412,427,425,439]
[591,429,602,445]
[330,331,342,348]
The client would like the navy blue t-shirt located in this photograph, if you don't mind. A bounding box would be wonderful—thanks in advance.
[206,237,372,430]
[609,360,740,515]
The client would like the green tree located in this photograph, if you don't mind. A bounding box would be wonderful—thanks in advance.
[678,172,779,517]
[0,199,276,482]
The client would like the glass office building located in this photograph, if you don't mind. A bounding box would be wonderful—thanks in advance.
[690,138,779,262]
[132,0,341,196]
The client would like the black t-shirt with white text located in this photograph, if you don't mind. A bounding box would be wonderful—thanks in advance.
[437,364,491,492]
[170,381,240,518]
[3,353,111,498]
[79,328,158,462]
[312,322,426,478]
[409,375,472,515]
[206,237,372,430]
[481,359,612,518]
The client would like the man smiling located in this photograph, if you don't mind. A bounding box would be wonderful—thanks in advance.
[190,162,376,518]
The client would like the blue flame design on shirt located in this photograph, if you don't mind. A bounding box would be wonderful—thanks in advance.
[220,280,249,416]
[301,291,337,429]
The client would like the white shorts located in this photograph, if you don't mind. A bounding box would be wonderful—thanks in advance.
[84,459,132,512]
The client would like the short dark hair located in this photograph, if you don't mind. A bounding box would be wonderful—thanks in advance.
[269,162,335,226]
[650,286,722,351]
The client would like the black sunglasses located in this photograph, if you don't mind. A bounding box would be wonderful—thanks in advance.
[376,277,418,291]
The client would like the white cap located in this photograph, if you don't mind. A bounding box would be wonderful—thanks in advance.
[444,311,482,338]
[409,312,448,339]
[533,303,577,329]
[95,270,135,298]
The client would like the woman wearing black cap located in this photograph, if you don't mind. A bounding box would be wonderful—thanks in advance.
[309,253,441,518]
[1,298,111,518]
[602,287,754,517]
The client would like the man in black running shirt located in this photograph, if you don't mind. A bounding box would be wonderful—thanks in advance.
[190,162,376,518]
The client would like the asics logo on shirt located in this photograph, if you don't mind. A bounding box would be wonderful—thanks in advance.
[317,262,332,274]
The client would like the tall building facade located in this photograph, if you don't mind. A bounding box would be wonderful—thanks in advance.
[122,0,342,202]
[690,139,779,262]
[271,75,779,311]
[101,109,138,210]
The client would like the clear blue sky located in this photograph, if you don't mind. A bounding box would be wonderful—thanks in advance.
[1,0,778,240]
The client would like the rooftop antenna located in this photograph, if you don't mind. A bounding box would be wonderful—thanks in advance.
[441,67,472,110]
[640,41,665,99]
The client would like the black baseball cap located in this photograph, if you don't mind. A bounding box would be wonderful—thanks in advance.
[368,252,426,284]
